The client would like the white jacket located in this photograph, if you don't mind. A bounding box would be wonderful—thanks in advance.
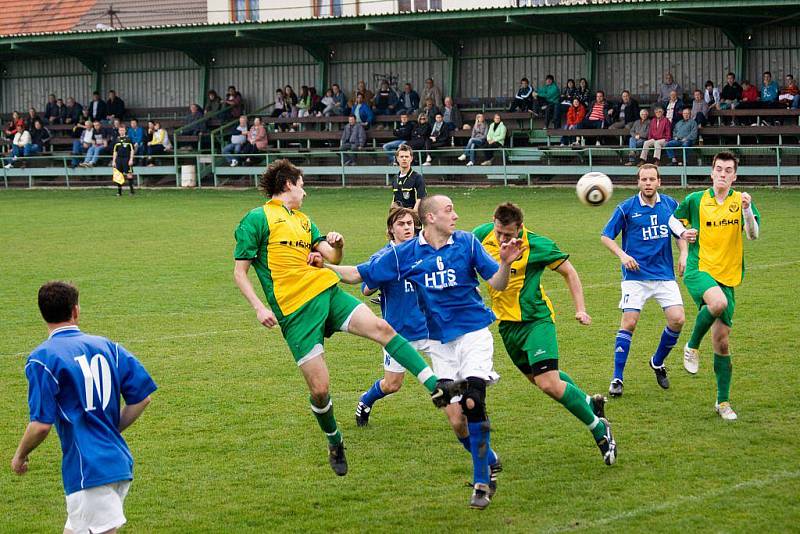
[13,130,31,147]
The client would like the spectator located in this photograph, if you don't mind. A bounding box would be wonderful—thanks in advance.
[52,98,67,125]
[736,80,760,113]
[481,113,507,166]
[422,112,452,166]
[457,113,487,166]
[308,87,322,114]
[4,111,24,139]
[339,115,366,166]
[382,113,415,163]
[128,118,145,157]
[704,80,721,110]
[146,121,171,165]
[719,72,742,109]
[664,90,684,125]
[561,98,586,146]
[225,85,243,118]
[441,96,462,130]
[558,78,580,127]
[421,78,443,109]
[690,89,710,126]
[3,124,31,168]
[779,74,800,109]
[25,108,41,131]
[659,72,682,105]
[759,71,779,107]
[534,74,560,128]
[87,92,107,121]
[608,90,640,129]
[241,117,269,165]
[64,97,83,125]
[79,120,110,167]
[509,77,534,112]
[296,86,312,118]
[418,97,440,122]
[373,80,398,116]
[351,92,374,127]
[222,115,248,167]
[27,119,51,158]
[349,81,375,108]
[106,90,125,120]
[638,107,671,165]
[319,88,337,117]
[581,90,610,131]
[665,107,698,166]
[44,94,59,125]
[406,114,433,156]
[577,77,592,107]
[330,83,347,116]
[625,108,651,165]
[270,89,289,131]
[183,104,207,135]
[395,83,420,115]
[205,89,223,115]
[138,120,155,157]
[284,85,299,117]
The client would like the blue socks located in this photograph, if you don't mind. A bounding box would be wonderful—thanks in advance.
[652,326,681,367]
[360,379,387,407]
[467,421,491,485]
[458,434,497,466]
[613,329,633,381]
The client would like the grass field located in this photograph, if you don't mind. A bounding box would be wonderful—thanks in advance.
[1,186,799,533]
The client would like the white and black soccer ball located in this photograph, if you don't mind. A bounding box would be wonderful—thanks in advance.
[576,172,613,206]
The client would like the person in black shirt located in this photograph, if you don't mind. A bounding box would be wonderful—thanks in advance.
[390,144,426,211]
[112,126,135,196]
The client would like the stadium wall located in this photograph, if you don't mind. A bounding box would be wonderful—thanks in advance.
[1,57,91,111]
[746,27,800,85]
[104,51,199,108]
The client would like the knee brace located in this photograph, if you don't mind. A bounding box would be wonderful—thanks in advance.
[459,377,487,423]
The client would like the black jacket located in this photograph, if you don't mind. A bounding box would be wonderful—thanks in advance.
[393,121,415,141]
[30,127,51,147]
[429,122,452,143]
[65,103,83,124]
[410,122,432,141]
[610,98,640,124]
[106,97,126,119]
[88,99,107,121]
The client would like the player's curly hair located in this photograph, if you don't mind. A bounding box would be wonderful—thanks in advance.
[493,202,524,227]
[259,158,302,197]
[712,151,739,171]
[386,207,420,241]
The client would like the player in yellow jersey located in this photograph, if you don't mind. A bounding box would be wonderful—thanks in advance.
[668,151,760,420]
[233,159,463,476]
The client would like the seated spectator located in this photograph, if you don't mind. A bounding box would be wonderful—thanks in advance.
[308,87,322,114]
[690,89,710,126]
[146,121,171,165]
[88,92,107,122]
[577,77,592,107]
[406,114,433,156]
[184,104,208,135]
[441,96,462,130]
[330,83,347,116]
[482,113,507,166]
[127,118,145,157]
[106,90,125,120]
[373,80,398,115]
[779,74,800,109]
[64,97,83,125]
[351,92,374,127]
[44,94,59,125]
[296,86,312,118]
[52,98,67,125]
[396,83,419,115]
[4,111,24,139]
[339,115,366,166]
[664,90,683,125]
[138,120,155,156]
[759,71,779,107]
[581,91,610,131]
[659,72,682,105]
[225,85,243,119]
[509,77,534,112]
[719,72,742,110]
[382,113,415,164]
[319,88,337,117]
[736,80,760,113]
[558,79,579,127]
[223,115,249,167]
[638,107,671,165]
[625,108,651,165]
[205,89,223,115]
[270,89,289,130]
[70,120,94,167]
[349,81,375,109]
[608,90,640,129]
[25,108,41,131]
[561,98,586,146]
[704,80,721,110]
[418,97,440,122]
[4,125,31,168]
[80,120,111,168]
[534,74,560,128]
[457,113,487,166]
[422,112,452,166]
[27,119,51,157]
[665,108,698,166]
[240,117,269,165]
[284,85,299,117]
[422,78,443,109]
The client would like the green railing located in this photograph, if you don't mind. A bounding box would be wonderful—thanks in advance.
[209,101,275,173]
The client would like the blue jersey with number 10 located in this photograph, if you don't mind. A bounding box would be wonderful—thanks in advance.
[358,230,499,343]
[25,326,157,495]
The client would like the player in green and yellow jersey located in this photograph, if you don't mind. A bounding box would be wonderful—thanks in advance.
[233,159,464,476]
[668,151,760,421]
[473,203,617,465]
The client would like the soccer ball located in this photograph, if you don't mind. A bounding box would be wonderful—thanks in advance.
[576,172,613,206]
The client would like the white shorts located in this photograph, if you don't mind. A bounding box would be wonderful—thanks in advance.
[429,327,500,384]
[383,339,434,373]
[619,280,683,311]
[65,481,130,534]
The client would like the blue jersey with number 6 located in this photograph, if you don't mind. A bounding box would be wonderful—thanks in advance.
[25,326,157,495]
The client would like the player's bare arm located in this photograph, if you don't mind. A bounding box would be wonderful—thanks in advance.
[119,396,152,433]
[324,263,362,284]
[555,260,591,325]
[676,236,688,277]
[233,259,277,327]
[486,238,524,291]
[11,421,52,475]
[741,192,759,240]
[315,231,344,264]
[668,215,697,243]
[600,235,639,271]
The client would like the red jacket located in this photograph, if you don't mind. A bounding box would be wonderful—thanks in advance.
[741,85,759,102]
[647,117,672,141]
[566,105,586,127]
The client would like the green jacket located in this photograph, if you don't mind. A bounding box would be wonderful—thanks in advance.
[487,122,507,144]
[537,82,560,105]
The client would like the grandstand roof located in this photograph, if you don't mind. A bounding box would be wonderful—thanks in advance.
[0,0,97,36]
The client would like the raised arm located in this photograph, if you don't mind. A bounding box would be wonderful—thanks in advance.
[554,260,591,325]
[314,232,344,265]
[741,193,759,240]
[485,238,523,291]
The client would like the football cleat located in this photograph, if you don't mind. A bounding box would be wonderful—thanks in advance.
[595,418,617,466]
[328,442,348,476]
[488,456,503,498]
[650,359,670,389]
[591,394,607,419]
[355,401,371,427]
[683,344,700,374]
[470,483,492,510]
[715,402,738,421]
[608,379,624,397]
[431,379,467,408]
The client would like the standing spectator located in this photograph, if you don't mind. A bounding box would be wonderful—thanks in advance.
[25,108,41,131]
[284,85,299,117]
[382,113,415,163]
[406,114,433,157]
[659,72,682,105]
[70,120,94,167]
[704,80,721,110]
[225,85,243,118]
[719,72,742,110]
[558,79,580,127]
[421,78,443,109]
[330,83,347,116]
[534,74,560,128]
[457,113,487,166]
[44,94,59,125]
[106,90,125,120]
[582,90,611,130]
[351,92,374,127]
[665,108,698,166]
[395,83,419,115]
[339,115,366,166]
[373,80,398,116]
[296,86,312,118]
[184,103,207,135]
[577,78,592,107]
[205,90,223,114]
[638,107,671,165]
[625,108,651,165]
[608,90,640,129]
[241,117,269,165]
[481,113,507,165]
[145,121,171,165]
[80,120,110,167]
[390,144,426,210]
[759,71,779,108]
[422,112,452,166]
[3,124,31,168]
[319,88,337,117]
[509,77,534,112]
[418,97,439,122]
[779,74,800,109]
[441,96,462,130]
[4,111,24,139]
[664,90,684,126]
[690,89,710,126]
[87,92,107,122]
[128,118,144,158]
[27,119,51,157]
[561,98,586,146]
[222,115,249,167]
[64,97,82,125]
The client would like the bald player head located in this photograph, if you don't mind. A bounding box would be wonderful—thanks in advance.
[418,195,459,238]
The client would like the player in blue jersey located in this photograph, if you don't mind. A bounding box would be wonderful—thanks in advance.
[601,164,688,397]
[11,281,156,534]
[325,194,522,510]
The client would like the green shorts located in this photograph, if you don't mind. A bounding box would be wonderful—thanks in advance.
[279,285,363,364]
[498,319,559,375]
[684,269,735,327]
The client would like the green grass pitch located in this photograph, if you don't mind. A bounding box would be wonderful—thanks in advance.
[1,186,798,532]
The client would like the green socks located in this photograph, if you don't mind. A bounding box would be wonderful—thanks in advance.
[310,395,342,446]
[688,305,716,350]
[385,334,438,392]
[714,354,733,403]
[558,382,606,440]
[559,371,577,387]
